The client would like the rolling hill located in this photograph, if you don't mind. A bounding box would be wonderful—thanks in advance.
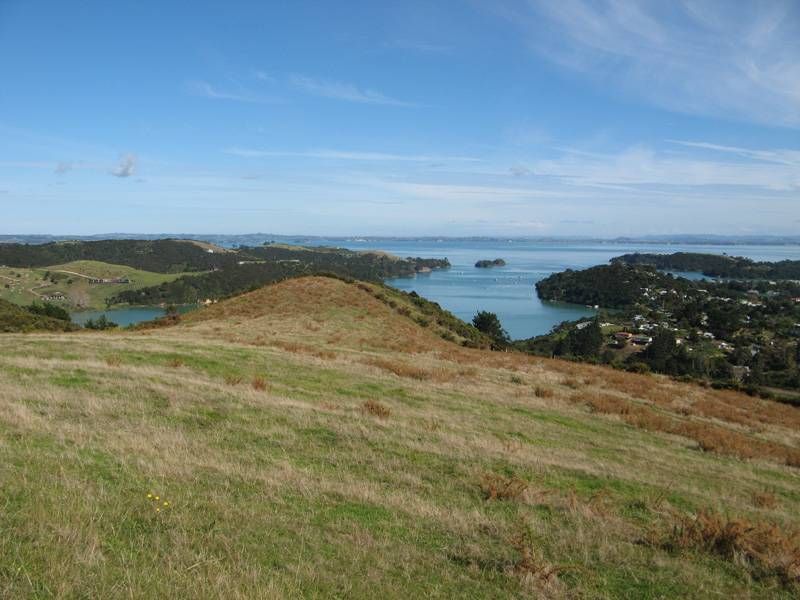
[1,276,799,597]
[0,261,198,310]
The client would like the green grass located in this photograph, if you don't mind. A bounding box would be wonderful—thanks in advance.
[0,260,201,311]
[1,277,799,597]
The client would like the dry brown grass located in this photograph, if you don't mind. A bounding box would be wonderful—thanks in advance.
[480,473,528,501]
[660,509,800,585]
[584,392,634,415]
[251,376,268,391]
[509,529,565,598]
[572,391,800,468]
[166,358,184,368]
[364,356,432,380]
[362,399,391,419]
[752,491,780,510]
[534,386,554,399]
[363,356,453,382]
[223,374,243,386]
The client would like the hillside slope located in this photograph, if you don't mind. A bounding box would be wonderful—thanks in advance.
[1,276,799,598]
[0,261,196,310]
[0,298,76,332]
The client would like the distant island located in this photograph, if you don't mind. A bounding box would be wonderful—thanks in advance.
[475,258,506,268]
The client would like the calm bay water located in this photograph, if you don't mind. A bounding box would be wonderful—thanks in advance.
[304,240,800,340]
[71,305,196,328]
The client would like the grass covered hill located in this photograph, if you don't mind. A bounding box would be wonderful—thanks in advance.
[0,261,196,311]
[1,276,799,597]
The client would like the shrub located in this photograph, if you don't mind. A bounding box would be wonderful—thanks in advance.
[251,376,268,391]
[362,400,391,419]
[534,386,554,398]
[660,509,800,585]
[480,473,528,501]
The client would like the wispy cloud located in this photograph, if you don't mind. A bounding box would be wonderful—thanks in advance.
[289,75,416,106]
[492,0,800,127]
[185,80,276,104]
[224,147,478,162]
[54,161,72,174]
[111,154,137,178]
[667,140,800,166]
[526,144,800,192]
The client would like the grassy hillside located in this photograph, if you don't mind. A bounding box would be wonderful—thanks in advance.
[1,276,799,597]
[0,261,197,310]
[0,298,76,332]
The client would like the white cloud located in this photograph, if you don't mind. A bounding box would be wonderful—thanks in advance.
[492,0,800,127]
[186,80,275,104]
[111,154,137,178]
[290,75,416,106]
[223,147,479,162]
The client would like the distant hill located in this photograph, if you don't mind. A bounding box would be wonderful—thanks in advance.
[0,239,239,273]
[111,245,449,306]
[614,252,800,279]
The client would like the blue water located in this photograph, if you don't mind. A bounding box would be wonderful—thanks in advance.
[300,240,800,340]
[71,305,196,328]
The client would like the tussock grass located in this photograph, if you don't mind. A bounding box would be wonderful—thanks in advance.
[362,399,391,419]
[659,509,800,584]
[480,473,528,501]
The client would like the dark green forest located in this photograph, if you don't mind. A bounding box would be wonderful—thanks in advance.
[614,252,800,280]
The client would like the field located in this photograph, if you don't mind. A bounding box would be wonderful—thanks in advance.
[0,260,198,310]
[1,276,799,597]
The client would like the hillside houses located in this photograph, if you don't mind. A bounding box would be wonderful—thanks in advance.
[88,277,130,285]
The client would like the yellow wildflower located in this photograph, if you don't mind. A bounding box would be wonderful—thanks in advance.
[147,493,153,499]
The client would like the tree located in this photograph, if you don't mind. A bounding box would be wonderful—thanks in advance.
[566,319,603,358]
[27,301,71,322]
[642,329,677,372]
[472,311,510,348]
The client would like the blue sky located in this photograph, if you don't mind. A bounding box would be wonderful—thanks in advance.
[1,0,798,236]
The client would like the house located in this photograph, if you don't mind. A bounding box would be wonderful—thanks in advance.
[731,365,751,382]
[631,335,652,345]
[88,277,130,285]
